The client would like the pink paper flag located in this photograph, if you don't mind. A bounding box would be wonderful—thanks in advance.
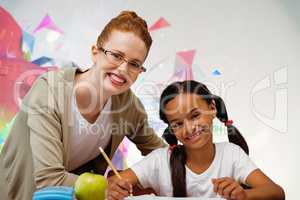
[169,68,193,82]
[149,17,170,32]
[33,14,63,34]
[176,49,196,67]
[173,49,196,80]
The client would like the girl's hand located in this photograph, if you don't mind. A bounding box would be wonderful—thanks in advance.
[106,177,132,200]
[212,177,247,200]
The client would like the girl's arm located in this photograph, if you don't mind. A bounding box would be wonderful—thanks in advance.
[107,148,163,200]
[106,169,139,200]
[212,169,285,200]
[109,168,139,185]
[213,144,285,200]
[245,169,285,200]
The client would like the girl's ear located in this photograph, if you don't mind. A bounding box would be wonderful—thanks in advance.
[91,45,99,63]
[209,100,217,119]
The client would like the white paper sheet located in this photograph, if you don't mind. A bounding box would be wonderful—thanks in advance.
[125,194,225,200]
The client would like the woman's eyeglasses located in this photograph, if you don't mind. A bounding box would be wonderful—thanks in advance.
[98,47,146,73]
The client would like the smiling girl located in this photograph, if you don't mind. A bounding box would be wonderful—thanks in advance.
[107,80,285,200]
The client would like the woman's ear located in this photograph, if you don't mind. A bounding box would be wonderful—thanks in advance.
[91,45,99,63]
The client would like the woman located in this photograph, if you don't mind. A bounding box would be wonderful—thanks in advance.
[0,11,166,200]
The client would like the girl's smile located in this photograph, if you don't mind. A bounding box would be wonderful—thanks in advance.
[184,126,210,143]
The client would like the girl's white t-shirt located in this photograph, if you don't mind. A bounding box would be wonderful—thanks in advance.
[68,94,112,171]
[131,142,257,197]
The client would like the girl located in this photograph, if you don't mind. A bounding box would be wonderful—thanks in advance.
[107,80,285,200]
[0,11,166,200]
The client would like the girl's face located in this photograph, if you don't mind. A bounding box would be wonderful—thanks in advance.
[165,93,216,150]
[92,30,148,95]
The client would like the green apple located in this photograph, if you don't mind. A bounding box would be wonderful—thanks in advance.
[74,172,108,200]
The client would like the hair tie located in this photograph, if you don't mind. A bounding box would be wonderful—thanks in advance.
[169,144,177,151]
[224,120,233,126]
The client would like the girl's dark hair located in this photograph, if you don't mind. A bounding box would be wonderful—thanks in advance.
[159,80,249,197]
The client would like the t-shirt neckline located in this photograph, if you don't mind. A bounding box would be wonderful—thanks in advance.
[185,143,219,179]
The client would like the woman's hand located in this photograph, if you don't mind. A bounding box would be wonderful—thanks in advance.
[106,177,132,200]
[212,177,247,200]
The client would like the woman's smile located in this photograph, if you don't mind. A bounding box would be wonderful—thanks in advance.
[106,72,127,86]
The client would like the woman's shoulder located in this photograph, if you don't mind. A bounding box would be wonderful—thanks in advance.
[21,67,76,108]
[111,89,148,119]
[39,66,77,84]
[112,89,139,105]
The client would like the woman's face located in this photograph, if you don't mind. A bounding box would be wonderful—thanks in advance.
[92,30,148,95]
[165,93,216,150]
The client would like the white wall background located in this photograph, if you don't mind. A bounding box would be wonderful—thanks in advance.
[1,0,299,199]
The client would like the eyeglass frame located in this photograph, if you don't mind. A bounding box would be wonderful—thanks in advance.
[97,46,147,73]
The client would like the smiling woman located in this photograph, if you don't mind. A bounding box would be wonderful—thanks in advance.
[75,30,149,121]
[0,11,166,200]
